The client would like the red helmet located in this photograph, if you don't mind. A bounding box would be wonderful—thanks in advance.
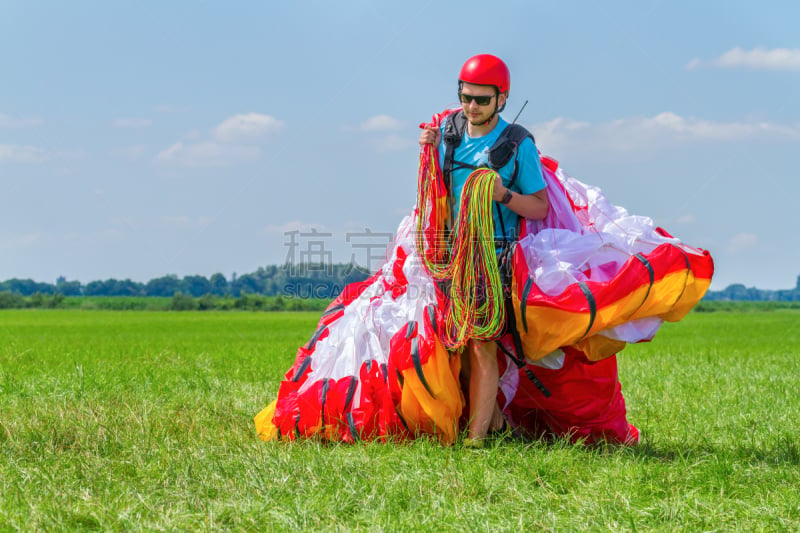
[458,54,510,93]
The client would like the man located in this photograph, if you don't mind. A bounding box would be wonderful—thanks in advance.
[419,54,549,444]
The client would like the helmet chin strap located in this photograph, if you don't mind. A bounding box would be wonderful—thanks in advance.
[479,90,501,126]
[483,100,500,125]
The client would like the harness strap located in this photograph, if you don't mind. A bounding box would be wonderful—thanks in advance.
[496,243,551,398]
[497,287,551,398]
[443,112,536,244]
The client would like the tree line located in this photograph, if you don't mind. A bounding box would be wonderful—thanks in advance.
[2,267,798,302]
[0,292,332,312]
[702,275,800,302]
[0,263,369,298]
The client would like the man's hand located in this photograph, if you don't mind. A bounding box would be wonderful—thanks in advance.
[491,174,506,202]
[492,173,549,221]
[419,125,441,147]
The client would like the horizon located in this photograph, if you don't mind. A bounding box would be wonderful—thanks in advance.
[2,265,797,294]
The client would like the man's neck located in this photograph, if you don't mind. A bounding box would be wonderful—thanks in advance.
[466,114,500,138]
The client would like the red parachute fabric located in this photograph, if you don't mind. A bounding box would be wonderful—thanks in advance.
[498,347,639,444]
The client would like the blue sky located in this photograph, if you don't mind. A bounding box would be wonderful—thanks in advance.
[1,1,798,290]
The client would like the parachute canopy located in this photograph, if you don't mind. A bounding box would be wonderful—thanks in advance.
[254,112,713,445]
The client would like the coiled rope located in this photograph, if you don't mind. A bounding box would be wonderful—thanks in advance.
[416,130,505,350]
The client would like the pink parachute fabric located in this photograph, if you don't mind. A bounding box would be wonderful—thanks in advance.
[255,111,713,445]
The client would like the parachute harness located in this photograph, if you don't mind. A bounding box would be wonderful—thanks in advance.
[416,113,506,350]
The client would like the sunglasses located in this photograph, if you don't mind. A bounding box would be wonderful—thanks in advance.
[458,92,495,106]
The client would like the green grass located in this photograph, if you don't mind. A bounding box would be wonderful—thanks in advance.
[1,310,798,531]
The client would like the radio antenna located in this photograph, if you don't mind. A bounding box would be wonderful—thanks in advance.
[511,100,528,124]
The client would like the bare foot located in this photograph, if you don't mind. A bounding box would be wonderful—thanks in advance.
[489,402,504,432]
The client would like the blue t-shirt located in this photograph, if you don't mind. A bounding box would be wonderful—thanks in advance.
[438,115,546,241]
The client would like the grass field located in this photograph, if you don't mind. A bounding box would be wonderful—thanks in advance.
[1,309,798,531]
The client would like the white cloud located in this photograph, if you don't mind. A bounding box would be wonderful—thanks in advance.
[646,112,799,141]
[213,113,284,143]
[685,58,702,71]
[358,115,404,132]
[341,115,411,152]
[112,118,152,128]
[0,114,44,128]
[369,134,414,153]
[531,112,800,157]
[156,112,283,168]
[675,214,697,225]
[729,232,758,253]
[687,47,800,71]
[529,117,590,155]
[156,141,261,168]
[0,144,48,164]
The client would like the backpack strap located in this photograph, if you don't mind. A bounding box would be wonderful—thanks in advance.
[442,110,468,199]
[490,124,535,242]
[488,123,535,189]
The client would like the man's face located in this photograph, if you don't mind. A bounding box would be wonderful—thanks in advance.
[459,82,506,126]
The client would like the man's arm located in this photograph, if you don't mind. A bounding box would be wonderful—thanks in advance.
[492,135,549,220]
[492,179,549,220]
